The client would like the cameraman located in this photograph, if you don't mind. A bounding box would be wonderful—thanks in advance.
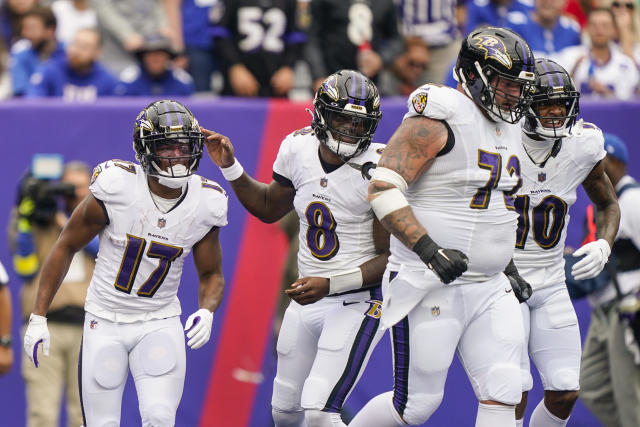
[10,160,96,427]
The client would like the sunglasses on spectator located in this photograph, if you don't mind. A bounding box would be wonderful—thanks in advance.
[612,1,635,9]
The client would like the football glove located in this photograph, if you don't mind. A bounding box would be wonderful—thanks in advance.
[413,234,468,284]
[571,239,611,281]
[23,313,50,367]
[504,260,532,303]
[184,309,214,350]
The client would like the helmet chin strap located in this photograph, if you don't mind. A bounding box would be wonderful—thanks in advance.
[157,164,189,189]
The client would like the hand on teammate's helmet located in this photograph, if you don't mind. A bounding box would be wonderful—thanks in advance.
[413,234,468,284]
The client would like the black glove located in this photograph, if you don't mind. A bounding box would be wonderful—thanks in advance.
[504,260,532,303]
[413,234,468,284]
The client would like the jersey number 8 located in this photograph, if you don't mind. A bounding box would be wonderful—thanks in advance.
[305,202,340,261]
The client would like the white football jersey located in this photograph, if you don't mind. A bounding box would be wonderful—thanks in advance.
[513,122,606,289]
[389,84,522,283]
[85,159,228,322]
[272,127,382,280]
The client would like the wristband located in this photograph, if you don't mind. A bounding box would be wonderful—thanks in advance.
[329,268,363,294]
[220,159,244,181]
[370,188,409,219]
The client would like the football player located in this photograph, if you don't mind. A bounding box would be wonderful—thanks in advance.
[23,100,228,427]
[513,58,619,427]
[349,27,537,427]
[203,69,389,427]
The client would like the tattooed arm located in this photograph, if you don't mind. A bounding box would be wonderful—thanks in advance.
[583,161,620,246]
[368,115,447,247]
[368,116,468,284]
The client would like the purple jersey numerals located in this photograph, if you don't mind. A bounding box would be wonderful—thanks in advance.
[305,201,340,261]
[470,150,502,209]
[113,234,183,297]
[514,194,567,250]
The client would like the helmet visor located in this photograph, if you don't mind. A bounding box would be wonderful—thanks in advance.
[324,108,379,145]
[144,130,204,176]
[486,70,535,123]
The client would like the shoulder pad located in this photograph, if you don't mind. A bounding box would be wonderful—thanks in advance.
[404,84,465,121]
[89,159,139,206]
[197,176,229,228]
[570,121,606,165]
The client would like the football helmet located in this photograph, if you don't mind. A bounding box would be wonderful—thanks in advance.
[311,70,382,161]
[133,100,204,179]
[455,27,536,123]
[523,58,580,139]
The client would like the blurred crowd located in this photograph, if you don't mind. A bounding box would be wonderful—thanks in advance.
[0,0,639,102]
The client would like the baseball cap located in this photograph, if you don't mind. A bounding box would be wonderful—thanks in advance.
[603,133,628,165]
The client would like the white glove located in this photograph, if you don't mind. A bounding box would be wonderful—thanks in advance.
[23,313,50,367]
[572,239,611,280]
[184,308,214,350]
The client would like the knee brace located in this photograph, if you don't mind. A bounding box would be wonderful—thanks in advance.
[304,409,345,427]
[401,392,443,426]
[484,364,522,405]
[547,368,579,392]
[272,407,305,427]
[142,404,175,427]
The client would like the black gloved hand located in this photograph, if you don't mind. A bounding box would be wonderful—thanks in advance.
[504,260,532,303]
[413,234,468,284]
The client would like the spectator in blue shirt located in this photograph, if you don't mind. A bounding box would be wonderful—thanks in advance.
[27,28,119,100]
[119,34,194,96]
[465,0,534,35]
[508,0,581,56]
[176,0,221,92]
[10,6,65,96]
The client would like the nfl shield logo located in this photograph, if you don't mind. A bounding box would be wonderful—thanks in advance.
[90,320,98,329]
[158,218,166,228]
[320,177,328,188]
[538,172,546,182]
[431,306,440,317]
